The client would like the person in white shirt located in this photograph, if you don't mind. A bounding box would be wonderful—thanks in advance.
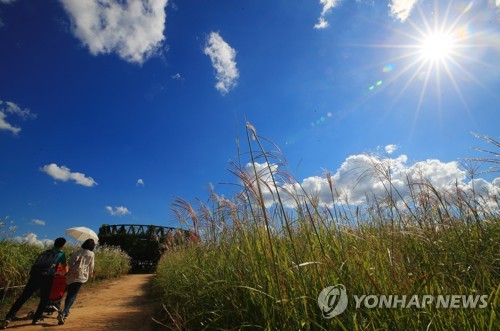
[57,239,95,325]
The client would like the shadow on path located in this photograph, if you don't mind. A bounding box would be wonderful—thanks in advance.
[2,274,157,331]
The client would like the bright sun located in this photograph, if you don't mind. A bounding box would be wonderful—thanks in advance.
[352,0,486,126]
[419,32,455,62]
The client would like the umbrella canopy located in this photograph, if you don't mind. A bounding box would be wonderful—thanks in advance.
[66,227,99,243]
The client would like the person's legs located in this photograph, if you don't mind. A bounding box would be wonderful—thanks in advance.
[62,282,82,316]
[4,276,39,320]
[58,282,82,325]
[31,275,53,322]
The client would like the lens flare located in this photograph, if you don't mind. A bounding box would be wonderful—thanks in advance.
[367,80,383,92]
[310,111,334,127]
[383,65,394,72]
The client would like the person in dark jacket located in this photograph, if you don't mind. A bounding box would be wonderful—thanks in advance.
[1,237,67,328]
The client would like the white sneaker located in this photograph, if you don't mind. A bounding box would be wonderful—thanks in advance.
[0,319,11,329]
[57,313,66,325]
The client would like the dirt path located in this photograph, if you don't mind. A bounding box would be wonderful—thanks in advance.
[3,274,158,331]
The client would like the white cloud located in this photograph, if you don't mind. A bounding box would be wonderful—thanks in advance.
[314,17,329,30]
[13,233,53,248]
[385,144,398,154]
[59,0,168,64]
[31,219,46,226]
[389,0,417,22]
[460,178,500,211]
[0,0,9,28]
[41,163,97,187]
[249,153,499,212]
[136,178,144,186]
[3,101,37,120]
[330,154,471,205]
[242,162,280,207]
[106,206,131,216]
[0,216,16,233]
[0,100,36,135]
[204,32,239,94]
[241,161,307,209]
[244,162,278,184]
[171,73,181,80]
[326,154,403,204]
[407,159,466,186]
[0,112,20,134]
[314,0,340,29]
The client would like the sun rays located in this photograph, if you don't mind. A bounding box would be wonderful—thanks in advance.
[346,1,497,133]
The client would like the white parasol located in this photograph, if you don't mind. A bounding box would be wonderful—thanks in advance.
[66,226,99,243]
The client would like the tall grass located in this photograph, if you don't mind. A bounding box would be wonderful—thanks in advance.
[0,236,131,290]
[0,241,41,289]
[93,245,131,280]
[154,126,499,330]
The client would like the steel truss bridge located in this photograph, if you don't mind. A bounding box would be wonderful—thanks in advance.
[98,224,190,272]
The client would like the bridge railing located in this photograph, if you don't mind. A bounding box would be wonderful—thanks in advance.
[98,224,187,238]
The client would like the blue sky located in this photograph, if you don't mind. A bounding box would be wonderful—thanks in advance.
[0,0,498,245]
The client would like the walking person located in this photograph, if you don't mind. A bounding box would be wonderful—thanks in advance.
[57,238,95,325]
[1,237,67,329]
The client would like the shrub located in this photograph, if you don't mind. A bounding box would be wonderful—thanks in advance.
[0,241,130,290]
[93,245,131,280]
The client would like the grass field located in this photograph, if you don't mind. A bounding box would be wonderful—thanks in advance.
[154,128,499,330]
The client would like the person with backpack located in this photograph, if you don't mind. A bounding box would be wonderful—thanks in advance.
[0,237,67,329]
[57,238,95,325]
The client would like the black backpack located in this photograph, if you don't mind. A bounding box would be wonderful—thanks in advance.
[30,249,59,276]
